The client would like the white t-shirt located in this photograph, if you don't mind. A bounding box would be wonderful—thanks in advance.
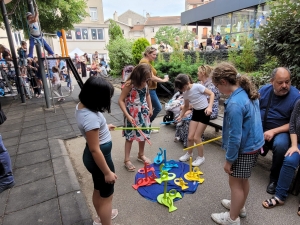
[28,21,41,37]
[52,72,61,85]
[75,104,111,145]
[182,83,208,110]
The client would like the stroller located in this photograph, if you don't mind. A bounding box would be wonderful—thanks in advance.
[121,65,134,89]
[163,91,184,124]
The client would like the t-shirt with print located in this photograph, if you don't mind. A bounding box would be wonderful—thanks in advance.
[52,72,61,85]
[182,83,208,110]
[75,104,111,145]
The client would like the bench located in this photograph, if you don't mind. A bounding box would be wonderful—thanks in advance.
[206,114,300,196]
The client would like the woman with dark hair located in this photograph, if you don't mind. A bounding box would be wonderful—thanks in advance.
[183,41,190,51]
[80,53,88,78]
[76,77,118,225]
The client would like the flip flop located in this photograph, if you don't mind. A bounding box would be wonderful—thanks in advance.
[124,160,135,172]
[262,196,284,209]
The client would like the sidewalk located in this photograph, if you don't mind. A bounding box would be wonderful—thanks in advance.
[0,84,145,225]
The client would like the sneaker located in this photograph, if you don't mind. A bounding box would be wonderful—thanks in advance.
[151,130,159,134]
[93,209,118,225]
[211,211,240,225]
[174,137,180,142]
[221,199,247,218]
[192,156,205,166]
[179,152,193,162]
[0,182,15,194]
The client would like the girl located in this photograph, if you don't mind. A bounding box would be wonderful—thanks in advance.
[75,77,118,225]
[175,74,214,166]
[118,64,153,172]
[51,66,64,102]
[210,62,264,225]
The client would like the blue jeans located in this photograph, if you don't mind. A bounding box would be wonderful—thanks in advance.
[0,135,14,190]
[265,132,290,182]
[275,144,300,201]
[28,36,54,58]
[149,89,162,122]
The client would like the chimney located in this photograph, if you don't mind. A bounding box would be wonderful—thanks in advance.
[128,18,132,26]
[146,13,150,18]
[113,11,118,21]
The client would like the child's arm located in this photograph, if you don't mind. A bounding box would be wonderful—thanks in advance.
[203,88,215,115]
[176,99,190,121]
[118,84,134,123]
[85,129,117,183]
[146,89,153,118]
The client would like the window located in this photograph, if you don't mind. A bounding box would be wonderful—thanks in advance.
[122,29,124,34]
[75,28,88,40]
[152,27,154,32]
[14,32,21,46]
[91,28,104,40]
[89,7,98,21]
[66,30,72,39]
[75,28,82,39]
[82,28,88,39]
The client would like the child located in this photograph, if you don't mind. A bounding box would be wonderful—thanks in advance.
[75,76,118,225]
[17,41,27,77]
[51,66,64,102]
[118,64,153,172]
[210,62,264,225]
[175,74,214,166]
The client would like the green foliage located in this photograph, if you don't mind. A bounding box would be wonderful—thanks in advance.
[132,38,150,65]
[108,19,123,42]
[179,26,195,48]
[258,0,300,88]
[4,0,88,35]
[154,26,180,46]
[106,36,134,76]
[228,38,256,72]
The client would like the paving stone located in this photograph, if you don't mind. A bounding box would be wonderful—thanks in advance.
[5,177,57,213]
[59,192,91,225]
[0,189,9,217]
[55,170,80,196]
[13,161,53,187]
[46,119,69,130]
[21,124,46,136]
[0,123,23,133]
[22,119,45,128]
[15,148,50,168]
[49,139,68,158]
[68,118,77,125]
[10,155,15,169]
[45,115,66,123]
[6,145,18,156]
[52,156,73,175]
[19,130,47,144]
[23,114,45,122]
[65,113,75,119]
[44,110,65,117]
[71,124,81,135]
[2,137,19,147]
[112,113,124,121]
[47,126,73,139]
[110,102,120,110]
[0,129,20,139]
[63,108,75,114]
[5,113,23,120]
[18,139,49,154]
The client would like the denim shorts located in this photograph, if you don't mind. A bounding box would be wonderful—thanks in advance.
[82,141,115,198]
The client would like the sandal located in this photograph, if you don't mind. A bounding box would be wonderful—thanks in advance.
[137,154,151,164]
[262,196,284,209]
[124,160,135,172]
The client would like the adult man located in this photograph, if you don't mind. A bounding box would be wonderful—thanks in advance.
[215,32,222,45]
[259,67,300,194]
[26,6,54,58]
[193,35,199,51]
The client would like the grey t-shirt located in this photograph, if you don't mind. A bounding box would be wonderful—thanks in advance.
[75,104,111,144]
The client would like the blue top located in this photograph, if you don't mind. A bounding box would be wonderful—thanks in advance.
[222,87,264,163]
[259,84,300,131]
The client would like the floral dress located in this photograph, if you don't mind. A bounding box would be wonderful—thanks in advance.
[123,85,151,141]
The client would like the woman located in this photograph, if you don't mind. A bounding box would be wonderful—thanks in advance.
[27,57,42,98]
[262,99,300,216]
[183,41,190,51]
[80,53,88,78]
[206,35,213,51]
[139,46,169,130]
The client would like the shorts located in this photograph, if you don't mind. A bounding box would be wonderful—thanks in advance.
[76,63,81,69]
[191,108,210,125]
[83,141,115,198]
[230,151,259,179]
[19,59,27,67]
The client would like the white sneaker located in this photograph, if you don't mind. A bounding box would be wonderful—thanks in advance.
[93,209,118,225]
[151,129,159,134]
[192,156,205,166]
[221,199,247,218]
[211,211,240,225]
[179,152,193,162]
[174,137,180,142]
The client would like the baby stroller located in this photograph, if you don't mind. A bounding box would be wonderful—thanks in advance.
[163,91,184,124]
[121,65,134,89]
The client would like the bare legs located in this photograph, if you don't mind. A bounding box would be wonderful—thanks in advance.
[92,189,113,225]
[187,121,207,156]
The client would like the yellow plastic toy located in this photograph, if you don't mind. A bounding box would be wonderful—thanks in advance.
[174,178,189,190]
[184,157,205,183]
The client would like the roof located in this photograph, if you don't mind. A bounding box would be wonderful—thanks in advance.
[144,16,181,26]
[130,25,145,31]
[103,19,132,27]
[186,0,205,4]
[118,9,145,19]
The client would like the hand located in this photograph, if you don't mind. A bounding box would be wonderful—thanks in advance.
[205,106,212,116]
[224,161,233,175]
[264,130,275,142]
[175,115,182,122]
[148,109,153,118]
[107,124,116,131]
[285,146,300,157]
[126,115,134,124]
[104,171,117,184]
[162,77,169,82]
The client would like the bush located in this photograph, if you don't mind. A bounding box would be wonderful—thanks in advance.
[106,37,134,76]
[132,38,150,65]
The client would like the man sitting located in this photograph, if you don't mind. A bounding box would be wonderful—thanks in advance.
[259,67,300,194]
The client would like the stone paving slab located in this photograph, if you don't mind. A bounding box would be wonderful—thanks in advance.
[1,130,20,139]
[17,139,49,154]
[14,148,50,168]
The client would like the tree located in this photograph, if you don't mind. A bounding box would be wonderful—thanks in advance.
[108,19,123,42]
[154,26,181,47]
[132,38,150,65]
[2,0,88,35]
[258,0,300,86]
[179,26,195,49]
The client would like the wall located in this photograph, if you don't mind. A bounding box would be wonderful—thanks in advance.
[118,11,146,26]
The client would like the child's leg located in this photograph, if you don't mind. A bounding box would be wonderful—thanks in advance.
[92,190,113,225]
[193,122,208,157]
[229,176,248,220]
[137,141,150,163]
[124,140,135,171]
[186,120,198,155]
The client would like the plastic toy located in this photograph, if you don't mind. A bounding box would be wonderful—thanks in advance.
[156,168,182,212]
[132,162,157,190]
[161,149,178,171]
[160,117,190,125]
[184,157,205,184]
[174,178,189,190]
[154,148,163,164]
[138,163,155,174]
[183,136,222,151]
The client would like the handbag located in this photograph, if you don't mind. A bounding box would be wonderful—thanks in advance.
[0,102,7,125]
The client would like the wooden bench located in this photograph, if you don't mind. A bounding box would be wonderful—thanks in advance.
[206,114,300,196]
